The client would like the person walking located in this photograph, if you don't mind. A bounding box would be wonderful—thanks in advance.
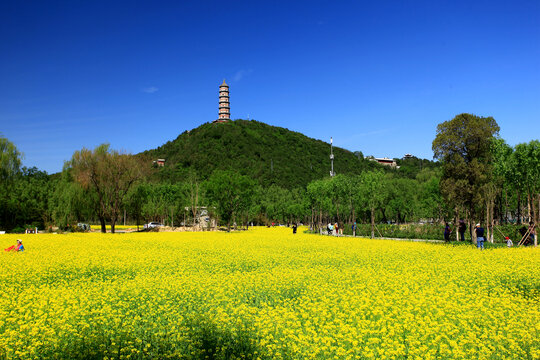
[475,223,485,250]
[352,222,357,237]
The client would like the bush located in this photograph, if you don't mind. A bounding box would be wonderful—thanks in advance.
[10,226,26,234]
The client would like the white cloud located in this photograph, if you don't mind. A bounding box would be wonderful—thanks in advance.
[232,69,253,82]
[141,86,159,94]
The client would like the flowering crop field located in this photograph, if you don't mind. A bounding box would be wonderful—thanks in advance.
[1,228,538,360]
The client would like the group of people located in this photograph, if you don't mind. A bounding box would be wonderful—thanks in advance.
[4,239,24,252]
[444,220,469,242]
[444,220,536,249]
[326,222,342,236]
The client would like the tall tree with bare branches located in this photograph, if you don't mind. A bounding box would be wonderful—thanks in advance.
[69,144,145,233]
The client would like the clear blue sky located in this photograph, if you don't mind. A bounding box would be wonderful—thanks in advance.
[1,0,539,173]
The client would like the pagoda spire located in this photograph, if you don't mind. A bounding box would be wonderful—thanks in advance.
[215,79,230,123]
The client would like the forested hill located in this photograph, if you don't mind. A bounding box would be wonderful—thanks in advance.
[141,120,376,188]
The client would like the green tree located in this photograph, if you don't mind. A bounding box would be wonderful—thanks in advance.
[358,170,385,238]
[385,176,419,224]
[432,113,500,242]
[50,169,95,229]
[0,135,22,182]
[0,136,23,230]
[416,169,445,222]
[306,178,334,231]
[204,170,255,231]
[126,183,149,231]
[512,140,540,228]
[491,138,514,224]
[69,144,145,233]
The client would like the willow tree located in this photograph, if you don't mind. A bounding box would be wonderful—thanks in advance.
[69,144,145,233]
[432,113,500,242]
[0,136,23,230]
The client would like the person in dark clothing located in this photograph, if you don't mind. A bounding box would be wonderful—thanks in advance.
[444,222,451,242]
[292,223,297,234]
[519,226,530,245]
[475,223,485,250]
[528,222,536,245]
[458,219,466,241]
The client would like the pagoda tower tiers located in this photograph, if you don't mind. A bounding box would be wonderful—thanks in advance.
[215,79,230,123]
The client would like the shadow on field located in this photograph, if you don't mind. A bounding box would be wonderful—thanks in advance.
[498,276,540,301]
[185,316,264,360]
[20,315,269,360]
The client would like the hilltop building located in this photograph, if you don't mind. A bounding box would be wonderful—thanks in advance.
[153,159,165,167]
[374,157,399,168]
[214,79,230,123]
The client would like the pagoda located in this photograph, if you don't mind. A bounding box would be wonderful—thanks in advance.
[214,79,230,123]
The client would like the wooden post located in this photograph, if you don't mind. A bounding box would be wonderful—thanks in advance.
[518,226,533,246]
[374,223,383,238]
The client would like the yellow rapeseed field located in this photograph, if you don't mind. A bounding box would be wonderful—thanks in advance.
[0,227,538,359]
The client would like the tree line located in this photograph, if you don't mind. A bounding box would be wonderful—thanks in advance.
[1,113,539,242]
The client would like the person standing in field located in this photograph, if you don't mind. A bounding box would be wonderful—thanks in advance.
[475,223,485,250]
[458,219,466,241]
[444,222,452,242]
[334,222,339,236]
[352,222,356,237]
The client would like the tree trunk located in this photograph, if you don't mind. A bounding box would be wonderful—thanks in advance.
[537,193,540,228]
[310,207,314,231]
[490,198,495,243]
[486,201,490,243]
[528,192,532,224]
[504,188,509,223]
[100,216,106,233]
[517,191,521,224]
[336,201,340,226]
[455,207,459,241]
[529,192,537,226]
[370,207,375,239]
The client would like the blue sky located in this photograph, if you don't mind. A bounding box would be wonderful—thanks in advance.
[1,0,539,173]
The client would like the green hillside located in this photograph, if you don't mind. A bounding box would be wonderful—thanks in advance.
[142,120,375,188]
